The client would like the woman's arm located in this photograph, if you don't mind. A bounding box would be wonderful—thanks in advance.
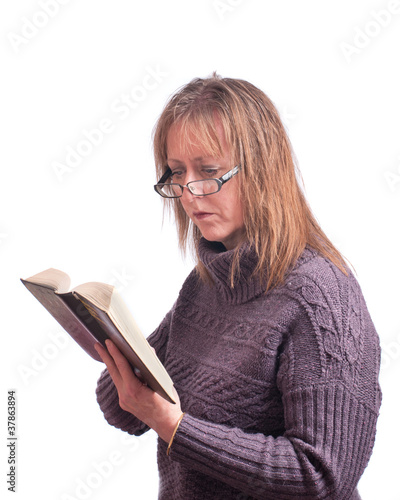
[95,309,175,436]
[168,382,377,499]
[95,339,182,442]
[165,271,381,499]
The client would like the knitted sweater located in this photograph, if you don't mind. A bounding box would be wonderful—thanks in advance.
[96,239,381,499]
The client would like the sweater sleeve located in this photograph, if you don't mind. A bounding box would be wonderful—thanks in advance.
[167,269,381,499]
[95,309,173,435]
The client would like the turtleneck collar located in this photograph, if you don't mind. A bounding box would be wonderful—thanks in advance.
[197,238,267,305]
[197,238,318,305]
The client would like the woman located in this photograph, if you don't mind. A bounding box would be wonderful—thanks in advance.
[94,74,381,499]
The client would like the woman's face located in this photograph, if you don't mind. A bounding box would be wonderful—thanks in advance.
[166,122,245,250]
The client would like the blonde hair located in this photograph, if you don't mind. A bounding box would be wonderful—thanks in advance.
[153,73,349,290]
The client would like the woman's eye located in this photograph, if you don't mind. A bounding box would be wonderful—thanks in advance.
[202,168,219,177]
[171,171,184,180]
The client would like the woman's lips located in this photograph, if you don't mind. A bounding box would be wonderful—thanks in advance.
[193,211,213,221]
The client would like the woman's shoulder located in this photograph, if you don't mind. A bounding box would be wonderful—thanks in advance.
[279,247,381,408]
[175,267,203,301]
[281,246,375,355]
[285,245,358,301]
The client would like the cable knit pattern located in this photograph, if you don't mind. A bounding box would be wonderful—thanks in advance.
[95,239,381,499]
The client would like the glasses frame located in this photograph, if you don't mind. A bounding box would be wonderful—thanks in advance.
[154,165,241,198]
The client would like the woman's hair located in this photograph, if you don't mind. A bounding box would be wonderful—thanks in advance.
[152,72,349,290]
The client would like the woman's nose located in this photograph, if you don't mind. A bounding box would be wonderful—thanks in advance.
[181,183,197,203]
[182,169,197,185]
[179,169,198,201]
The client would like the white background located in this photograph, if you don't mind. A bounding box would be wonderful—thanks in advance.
[1,1,399,499]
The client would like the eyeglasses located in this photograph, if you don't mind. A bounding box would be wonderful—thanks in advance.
[154,165,241,198]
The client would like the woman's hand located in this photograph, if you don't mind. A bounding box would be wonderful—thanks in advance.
[94,340,182,443]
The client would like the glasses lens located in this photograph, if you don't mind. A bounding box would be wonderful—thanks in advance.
[158,183,182,198]
[188,179,220,196]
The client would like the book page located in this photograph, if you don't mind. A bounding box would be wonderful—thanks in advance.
[23,269,71,293]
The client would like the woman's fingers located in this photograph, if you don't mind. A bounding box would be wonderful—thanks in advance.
[105,340,136,382]
[95,340,147,397]
[94,341,124,387]
[95,341,182,442]
[94,342,114,368]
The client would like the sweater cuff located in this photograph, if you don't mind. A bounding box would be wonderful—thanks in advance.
[96,368,149,436]
[167,413,259,489]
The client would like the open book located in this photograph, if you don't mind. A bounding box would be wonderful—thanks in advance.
[21,268,175,404]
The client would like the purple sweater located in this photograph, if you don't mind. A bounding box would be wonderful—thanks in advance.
[96,239,381,499]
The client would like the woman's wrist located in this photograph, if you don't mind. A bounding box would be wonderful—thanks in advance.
[153,406,185,443]
[166,412,185,456]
